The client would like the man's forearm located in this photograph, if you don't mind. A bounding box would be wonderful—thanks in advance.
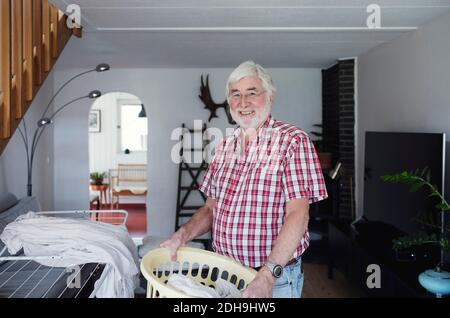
[177,204,213,244]
[267,199,310,266]
[246,199,310,295]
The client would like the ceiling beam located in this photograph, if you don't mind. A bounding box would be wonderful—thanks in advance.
[96,26,418,32]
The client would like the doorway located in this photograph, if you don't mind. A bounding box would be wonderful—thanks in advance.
[88,92,148,237]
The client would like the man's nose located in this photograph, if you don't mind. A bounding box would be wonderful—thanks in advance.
[240,94,250,107]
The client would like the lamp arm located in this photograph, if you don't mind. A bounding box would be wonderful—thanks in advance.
[17,125,31,178]
[18,119,34,195]
[31,95,89,169]
[17,125,29,156]
[49,95,89,122]
[41,69,95,119]
[22,118,29,148]
[29,127,42,175]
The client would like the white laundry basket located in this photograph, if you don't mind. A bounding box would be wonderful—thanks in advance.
[140,247,257,298]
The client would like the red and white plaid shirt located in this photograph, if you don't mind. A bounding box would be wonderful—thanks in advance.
[199,116,328,267]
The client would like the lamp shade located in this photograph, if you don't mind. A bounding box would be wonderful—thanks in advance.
[138,104,147,118]
[89,90,102,99]
[95,63,110,72]
[37,118,53,127]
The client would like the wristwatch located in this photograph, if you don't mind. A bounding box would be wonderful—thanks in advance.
[264,261,283,278]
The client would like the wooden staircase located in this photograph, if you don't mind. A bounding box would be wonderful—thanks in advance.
[0,0,81,155]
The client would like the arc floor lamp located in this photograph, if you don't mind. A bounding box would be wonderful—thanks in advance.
[17,63,110,197]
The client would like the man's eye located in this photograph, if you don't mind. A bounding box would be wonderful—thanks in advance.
[249,92,257,96]
[232,93,241,98]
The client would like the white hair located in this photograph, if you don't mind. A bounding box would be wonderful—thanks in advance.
[226,61,277,103]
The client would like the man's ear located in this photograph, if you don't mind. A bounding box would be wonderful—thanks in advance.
[269,94,275,106]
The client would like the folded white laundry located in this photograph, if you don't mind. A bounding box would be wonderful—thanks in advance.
[167,273,242,298]
[0,211,139,298]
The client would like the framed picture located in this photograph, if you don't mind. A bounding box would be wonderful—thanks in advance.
[89,110,101,133]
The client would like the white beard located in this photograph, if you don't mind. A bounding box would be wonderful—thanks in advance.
[231,101,272,130]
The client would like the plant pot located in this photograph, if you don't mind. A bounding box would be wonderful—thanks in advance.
[418,268,450,297]
[91,178,104,185]
[317,152,332,170]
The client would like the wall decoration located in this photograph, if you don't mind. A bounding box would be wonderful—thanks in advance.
[89,110,101,133]
[199,75,236,125]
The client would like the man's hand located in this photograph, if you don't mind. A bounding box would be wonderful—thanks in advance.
[160,198,215,261]
[242,267,276,298]
[160,230,186,261]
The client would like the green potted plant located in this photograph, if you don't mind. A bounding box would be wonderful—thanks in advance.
[90,171,107,185]
[310,124,332,170]
[381,167,450,297]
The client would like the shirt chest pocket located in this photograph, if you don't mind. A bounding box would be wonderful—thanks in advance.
[213,161,243,189]
[251,159,282,177]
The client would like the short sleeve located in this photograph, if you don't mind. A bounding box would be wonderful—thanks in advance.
[199,162,216,199]
[198,137,229,199]
[282,135,328,204]
[199,139,225,200]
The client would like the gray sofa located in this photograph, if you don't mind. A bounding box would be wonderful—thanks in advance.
[0,193,103,298]
[0,193,40,241]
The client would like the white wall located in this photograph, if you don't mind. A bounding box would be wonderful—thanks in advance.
[0,72,55,210]
[53,67,322,237]
[89,92,146,174]
[357,10,450,218]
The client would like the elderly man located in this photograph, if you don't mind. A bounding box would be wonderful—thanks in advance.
[162,61,328,298]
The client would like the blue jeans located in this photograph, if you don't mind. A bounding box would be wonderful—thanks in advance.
[272,258,304,298]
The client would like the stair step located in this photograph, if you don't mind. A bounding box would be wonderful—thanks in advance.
[180,186,200,191]
[180,206,203,210]
[183,148,205,151]
[181,167,206,171]
[187,129,205,133]
[178,212,195,217]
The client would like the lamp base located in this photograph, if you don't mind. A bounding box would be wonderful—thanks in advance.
[418,268,450,298]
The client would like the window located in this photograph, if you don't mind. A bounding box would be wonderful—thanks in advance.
[119,104,148,152]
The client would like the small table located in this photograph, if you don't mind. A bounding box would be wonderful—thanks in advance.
[89,184,109,209]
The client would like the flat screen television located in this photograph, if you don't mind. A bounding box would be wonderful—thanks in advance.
[363,131,446,235]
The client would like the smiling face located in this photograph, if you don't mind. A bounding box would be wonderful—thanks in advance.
[228,76,273,130]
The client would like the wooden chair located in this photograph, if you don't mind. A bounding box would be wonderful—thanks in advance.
[110,164,147,209]
[89,194,100,210]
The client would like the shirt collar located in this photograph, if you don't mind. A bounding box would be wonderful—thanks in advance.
[232,115,275,139]
[231,115,275,152]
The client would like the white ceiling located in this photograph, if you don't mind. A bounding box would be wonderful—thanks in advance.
[51,0,450,68]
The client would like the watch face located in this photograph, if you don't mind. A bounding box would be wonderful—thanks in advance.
[273,265,283,278]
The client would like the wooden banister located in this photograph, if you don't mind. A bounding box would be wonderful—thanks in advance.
[50,5,59,59]
[0,0,12,139]
[0,0,81,155]
[42,0,51,73]
[12,0,23,120]
[33,0,43,86]
[23,0,34,102]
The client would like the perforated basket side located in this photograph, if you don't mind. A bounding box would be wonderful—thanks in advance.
[140,247,257,298]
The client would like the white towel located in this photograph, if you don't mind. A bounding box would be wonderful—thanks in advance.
[0,212,139,298]
[167,274,242,298]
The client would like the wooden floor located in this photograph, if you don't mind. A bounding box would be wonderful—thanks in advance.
[302,263,364,298]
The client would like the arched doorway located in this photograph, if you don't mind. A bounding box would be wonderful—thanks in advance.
[88,92,148,238]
